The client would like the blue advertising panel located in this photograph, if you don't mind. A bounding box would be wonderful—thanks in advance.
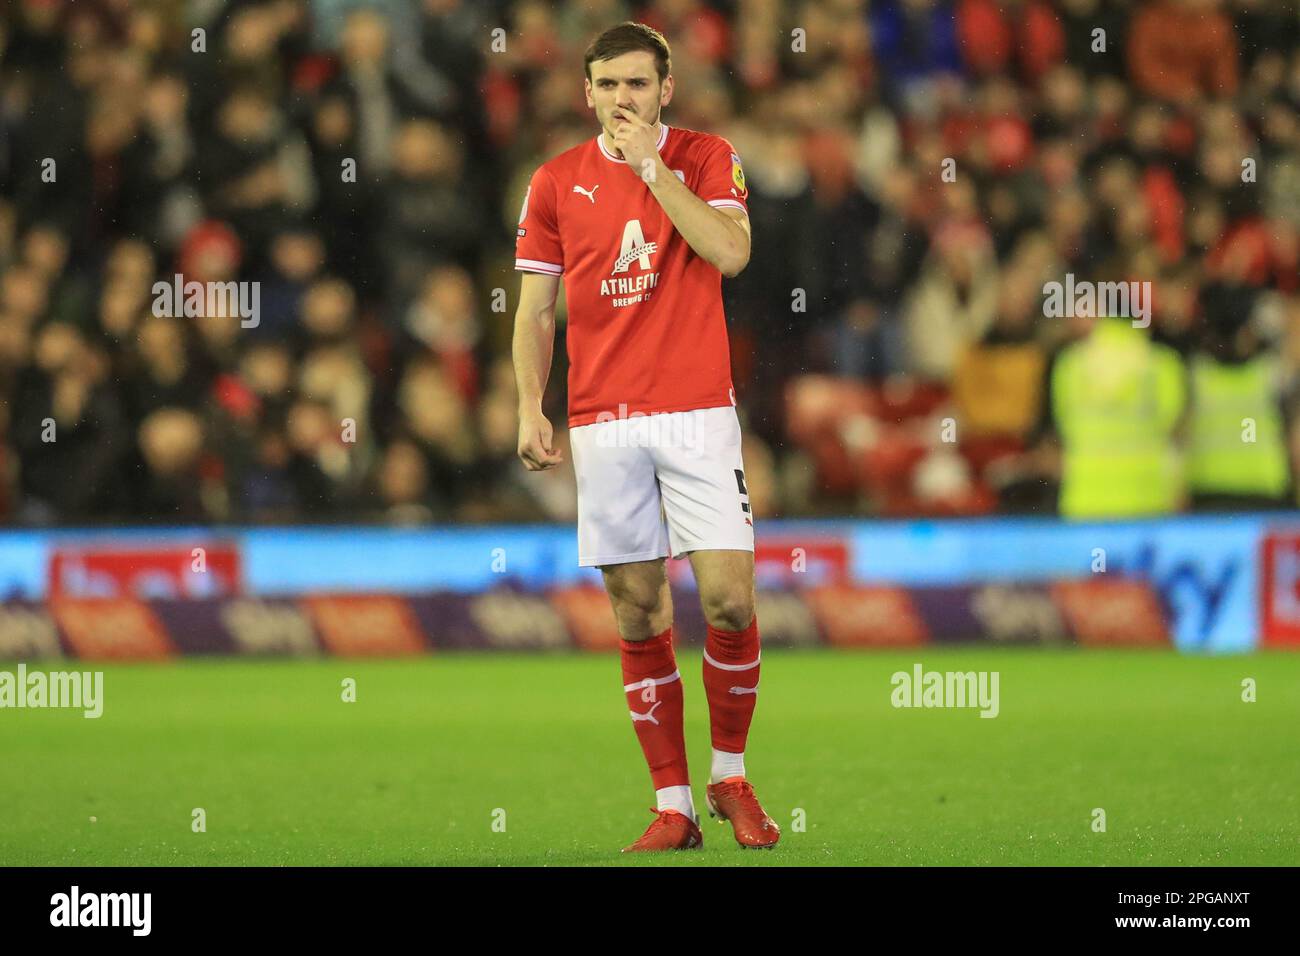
[0,516,1274,652]
[850,517,1260,653]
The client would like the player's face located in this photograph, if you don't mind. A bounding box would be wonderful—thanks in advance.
[585,51,672,135]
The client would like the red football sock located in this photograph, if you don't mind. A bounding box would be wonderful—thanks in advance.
[621,626,689,790]
[702,616,761,756]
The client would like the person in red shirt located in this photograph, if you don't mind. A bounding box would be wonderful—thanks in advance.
[1127,0,1239,104]
[512,22,779,853]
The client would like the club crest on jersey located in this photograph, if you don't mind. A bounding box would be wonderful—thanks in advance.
[613,242,657,274]
[611,219,657,275]
[602,219,660,306]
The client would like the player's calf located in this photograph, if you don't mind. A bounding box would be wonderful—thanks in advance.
[699,612,774,846]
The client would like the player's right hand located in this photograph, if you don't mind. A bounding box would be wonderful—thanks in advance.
[518,410,564,471]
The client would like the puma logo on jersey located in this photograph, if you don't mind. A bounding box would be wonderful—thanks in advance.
[573,183,599,203]
[729,684,759,696]
[630,700,663,724]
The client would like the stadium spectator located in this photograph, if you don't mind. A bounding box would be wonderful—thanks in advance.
[1046,306,1189,518]
[904,221,999,380]
[1127,0,1239,104]
[1,0,1298,525]
[1185,291,1294,511]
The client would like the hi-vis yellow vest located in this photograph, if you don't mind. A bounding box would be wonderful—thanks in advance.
[1187,354,1289,497]
[1052,318,1186,517]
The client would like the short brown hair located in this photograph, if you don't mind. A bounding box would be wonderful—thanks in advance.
[584,22,671,83]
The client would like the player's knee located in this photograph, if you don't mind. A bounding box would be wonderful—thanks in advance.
[700,588,754,633]
[604,573,664,619]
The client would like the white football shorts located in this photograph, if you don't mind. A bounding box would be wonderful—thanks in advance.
[568,405,755,567]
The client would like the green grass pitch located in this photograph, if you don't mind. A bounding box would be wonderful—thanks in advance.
[2,648,1297,866]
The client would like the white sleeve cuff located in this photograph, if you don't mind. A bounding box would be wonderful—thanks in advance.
[515,258,564,276]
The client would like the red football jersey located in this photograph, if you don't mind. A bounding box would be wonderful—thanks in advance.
[515,124,749,427]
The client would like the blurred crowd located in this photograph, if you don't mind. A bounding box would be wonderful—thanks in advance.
[0,0,1298,525]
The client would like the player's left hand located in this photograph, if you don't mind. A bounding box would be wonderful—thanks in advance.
[611,109,661,179]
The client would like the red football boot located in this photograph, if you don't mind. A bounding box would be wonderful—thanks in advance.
[705,778,780,848]
[621,808,703,853]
